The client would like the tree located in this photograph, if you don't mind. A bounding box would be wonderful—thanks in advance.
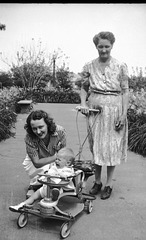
[1,39,72,91]
[0,71,13,88]
[56,67,73,91]
[50,48,69,87]
[10,40,53,92]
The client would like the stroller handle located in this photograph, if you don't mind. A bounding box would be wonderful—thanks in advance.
[37,173,74,180]
[76,106,102,113]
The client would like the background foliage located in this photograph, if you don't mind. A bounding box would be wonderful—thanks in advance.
[0,41,146,157]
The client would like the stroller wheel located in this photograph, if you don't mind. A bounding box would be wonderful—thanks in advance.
[60,221,71,239]
[84,200,93,214]
[17,213,28,228]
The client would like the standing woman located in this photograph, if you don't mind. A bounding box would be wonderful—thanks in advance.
[79,31,129,200]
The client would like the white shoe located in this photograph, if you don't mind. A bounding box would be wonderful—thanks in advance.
[9,202,25,212]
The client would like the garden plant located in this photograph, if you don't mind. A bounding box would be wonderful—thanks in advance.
[0,41,146,157]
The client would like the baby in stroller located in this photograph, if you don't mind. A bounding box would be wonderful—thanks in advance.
[9,147,78,212]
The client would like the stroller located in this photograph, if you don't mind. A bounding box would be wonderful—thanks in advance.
[9,106,101,239]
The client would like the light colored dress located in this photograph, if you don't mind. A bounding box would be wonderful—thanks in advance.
[82,57,129,166]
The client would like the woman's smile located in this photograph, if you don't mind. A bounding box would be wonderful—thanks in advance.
[30,118,48,139]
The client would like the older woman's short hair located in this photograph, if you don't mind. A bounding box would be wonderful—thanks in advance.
[93,31,115,46]
[24,110,56,137]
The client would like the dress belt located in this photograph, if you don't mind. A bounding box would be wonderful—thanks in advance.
[91,88,121,96]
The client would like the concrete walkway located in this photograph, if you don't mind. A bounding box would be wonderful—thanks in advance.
[1,103,146,240]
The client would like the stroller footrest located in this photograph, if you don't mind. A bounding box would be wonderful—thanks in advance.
[82,192,96,200]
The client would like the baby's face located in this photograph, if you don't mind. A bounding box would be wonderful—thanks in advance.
[55,158,71,168]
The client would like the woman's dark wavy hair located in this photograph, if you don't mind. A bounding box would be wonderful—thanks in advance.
[93,31,115,46]
[24,110,56,137]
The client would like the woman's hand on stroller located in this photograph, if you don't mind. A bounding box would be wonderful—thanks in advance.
[76,105,89,115]
[115,115,126,131]
[78,71,90,79]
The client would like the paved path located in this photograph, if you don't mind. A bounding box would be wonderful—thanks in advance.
[0,103,146,240]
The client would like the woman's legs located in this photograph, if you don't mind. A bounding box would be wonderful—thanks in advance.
[94,164,102,184]
[101,166,116,200]
[22,155,49,187]
[89,165,116,198]
[106,166,115,187]
[89,164,102,195]
[94,165,115,187]
[23,155,50,198]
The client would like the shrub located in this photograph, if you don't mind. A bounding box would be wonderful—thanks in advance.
[2,85,146,158]
[0,99,17,142]
[128,89,146,156]
[128,115,146,156]
[0,87,22,141]
[32,88,80,104]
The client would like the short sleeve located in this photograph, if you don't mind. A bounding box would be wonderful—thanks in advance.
[119,63,129,91]
[25,134,39,160]
[80,64,90,91]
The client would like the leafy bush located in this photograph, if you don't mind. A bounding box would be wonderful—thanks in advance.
[128,113,146,156]
[0,107,17,141]
[32,88,80,104]
[129,67,146,91]
[0,86,80,142]
[0,87,18,141]
[2,85,146,158]
[128,89,146,115]
[128,89,146,156]
[0,71,13,88]
[0,86,33,141]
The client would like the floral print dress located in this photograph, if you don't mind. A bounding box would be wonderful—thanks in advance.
[82,57,129,166]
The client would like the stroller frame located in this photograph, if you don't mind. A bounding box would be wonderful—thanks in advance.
[10,106,101,239]
[15,169,96,239]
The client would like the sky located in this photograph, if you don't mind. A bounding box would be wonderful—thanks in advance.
[0,3,146,75]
